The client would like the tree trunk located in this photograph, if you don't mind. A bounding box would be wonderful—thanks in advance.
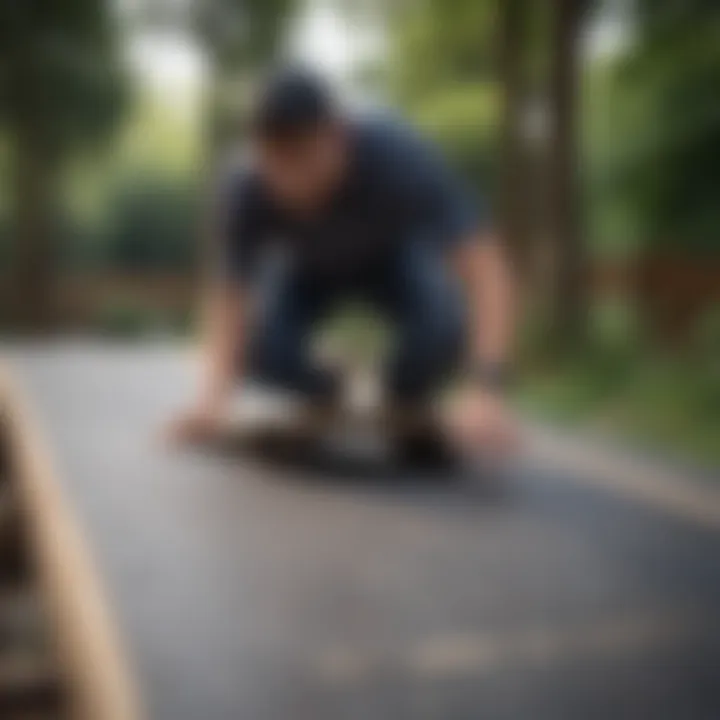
[10,137,58,333]
[546,0,585,345]
[546,0,585,344]
[498,0,532,274]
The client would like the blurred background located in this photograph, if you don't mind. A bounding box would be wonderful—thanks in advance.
[0,0,718,467]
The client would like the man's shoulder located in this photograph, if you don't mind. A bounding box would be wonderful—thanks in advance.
[353,111,429,160]
[351,111,444,191]
[212,151,276,241]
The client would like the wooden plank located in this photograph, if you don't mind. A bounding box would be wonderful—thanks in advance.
[0,366,143,720]
[0,482,18,558]
[0,655,61,711]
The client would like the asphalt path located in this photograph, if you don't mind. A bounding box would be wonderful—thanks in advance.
[3,343,720,720]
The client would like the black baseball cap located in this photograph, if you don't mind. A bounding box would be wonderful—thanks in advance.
[250,67,337,141]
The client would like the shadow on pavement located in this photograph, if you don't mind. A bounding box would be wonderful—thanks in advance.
[194,432,514,510]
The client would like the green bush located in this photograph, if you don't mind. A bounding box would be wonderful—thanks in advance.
[91,296,194,338]
[0,216,8,267]
[60,170,201,272]
[692,304,720,358]
[102,172,200,272]
[93,298,159,337]
[588,297,647,356]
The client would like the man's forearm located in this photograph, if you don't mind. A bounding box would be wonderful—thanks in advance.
[199,284,247,412]
[452,232,516,375]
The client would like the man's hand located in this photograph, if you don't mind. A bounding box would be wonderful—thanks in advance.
[448,233,517,456]
[450,387,519,455]
[164,284,245,447]
[164,403,224,446]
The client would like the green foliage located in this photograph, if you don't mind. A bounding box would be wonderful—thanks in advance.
[194,0,296,72]
[519,348,720,467]
[102,173,200,272]
[390,0,498,104]
[92,297,192,338]
[60,171,201,272]
[0,0,128,329]
[519,298,720,467]
[587,297,646,356]
[0,0,128,157]
[56,88,204,273]
[93,298,158,337]
[193,0,298,148]
[387,0,500,201]
[412,84,500,198]
[691,304,720,358]
[598,2,720,252]
[0,213,8,268]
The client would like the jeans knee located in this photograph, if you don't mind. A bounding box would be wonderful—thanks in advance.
[414,294,466,367]
[439,305,465,358]
[390,299,465,402]
[248,330,294,383]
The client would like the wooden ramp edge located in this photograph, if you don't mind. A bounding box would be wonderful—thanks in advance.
[0,364,144,720]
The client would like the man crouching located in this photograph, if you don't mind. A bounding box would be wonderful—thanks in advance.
[168,68,517,467]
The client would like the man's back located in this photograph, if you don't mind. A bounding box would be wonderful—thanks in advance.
[220,113,480,282]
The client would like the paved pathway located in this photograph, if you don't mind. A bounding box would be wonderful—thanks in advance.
[3,342,720,720]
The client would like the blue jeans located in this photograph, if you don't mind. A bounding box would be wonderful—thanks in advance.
[247,240,466,403]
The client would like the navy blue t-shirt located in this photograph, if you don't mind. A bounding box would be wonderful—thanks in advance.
[217,114,485,284]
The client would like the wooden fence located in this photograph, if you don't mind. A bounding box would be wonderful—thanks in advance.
[1,254,718,342]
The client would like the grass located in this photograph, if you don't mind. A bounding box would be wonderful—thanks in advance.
[517,351,720,470]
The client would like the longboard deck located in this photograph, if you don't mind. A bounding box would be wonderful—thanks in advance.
[207,387,467,476]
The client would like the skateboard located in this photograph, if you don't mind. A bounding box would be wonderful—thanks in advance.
[207,386,462,473]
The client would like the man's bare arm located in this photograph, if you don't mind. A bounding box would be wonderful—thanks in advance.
[198,283,248,411]
[448,232,518,449]
[451,232,516,372]
[166,282,249,443]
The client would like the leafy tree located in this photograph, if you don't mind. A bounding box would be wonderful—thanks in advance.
[194,0,296,71]
[0,0,127,330]
[192,0,297,147]
[545,0,590,343]
[103,173,200,272]
[607,0,720,252]
[189,0,297,280]
[496,0,534,270]
[386,0,502,207]
[413,85,500,197]
[389,0,498,105]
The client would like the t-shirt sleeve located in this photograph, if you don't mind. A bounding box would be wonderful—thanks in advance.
[394,127,489,247]
[211,166,267,285]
